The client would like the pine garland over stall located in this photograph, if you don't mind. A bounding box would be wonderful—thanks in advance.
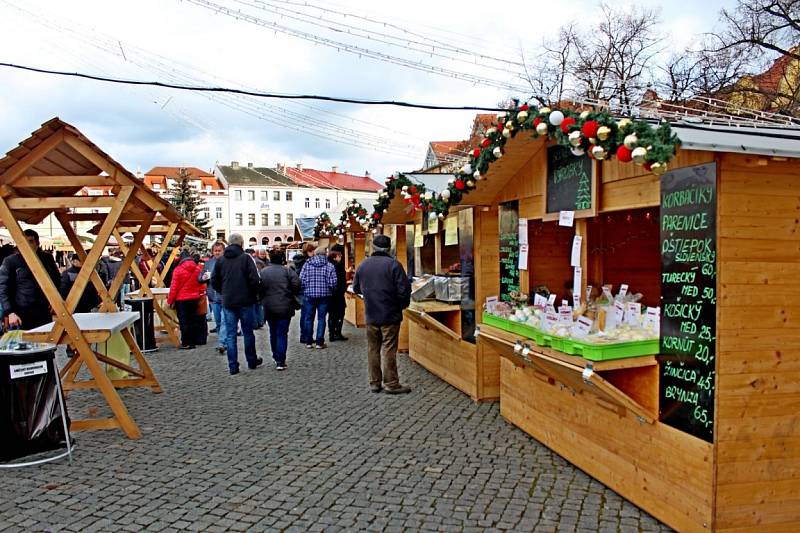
[371,102,680,227]
[313,212,337,239]
[335,199,371,235]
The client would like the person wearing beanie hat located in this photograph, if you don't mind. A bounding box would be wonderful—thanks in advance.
[352,234,412,394]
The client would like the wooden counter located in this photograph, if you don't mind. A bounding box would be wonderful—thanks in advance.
[405,304,499,402]
[344,291,366,328]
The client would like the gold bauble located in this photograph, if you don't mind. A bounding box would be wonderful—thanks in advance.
[623,134,638,149]
[631,146,648,165]
[535,122,549,135]
[568,131,582,147]
[539,106,551,115]
[597,125,611,141]
[618,118,632,130]
[502,128,511,138]
[651,162,668,175]
[516,110,529,123]
[591,145,606,160]
[580,111,590,119]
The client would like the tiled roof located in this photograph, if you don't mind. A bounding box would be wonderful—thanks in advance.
[144,166,223,190]
[217,165,298,187]
[750,53,794,94]
[429,141,469,161]
[283,167,382,192]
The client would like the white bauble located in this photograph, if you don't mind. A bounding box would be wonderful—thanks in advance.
[535,122,548,135]
[570,147,585,157]
[485,127,497,135]
[462,163,473,174]
[568,131,582,147]
[401,185,408,192]
[597,125,611,141]
[623,134,638,149]
[492,146,503,158]
[548,110,564,126]
[473,170,482,180]
[438,213,445,219]
[591,145,606,160]
[580,110,590,119]
[516,110,529,123]
[423,191,433,200]
[441,189,451,200]
[632,146,648,165]
[502,128,511,138]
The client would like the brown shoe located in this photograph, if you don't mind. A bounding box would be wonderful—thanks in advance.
[384,385,411,395]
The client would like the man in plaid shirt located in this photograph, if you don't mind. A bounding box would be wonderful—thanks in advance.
[299,246,338,349]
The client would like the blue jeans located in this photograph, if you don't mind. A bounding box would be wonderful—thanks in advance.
[254,303,265,327]
[210,301,227,348]
[223,306,258,371]
[266,316,290,365]
[302,296,329,345]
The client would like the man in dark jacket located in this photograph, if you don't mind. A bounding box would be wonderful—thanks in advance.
[60,253,103,313]
[259,249,301,370]
[0,229,61,329]
[352,234,412,394]
[211,233,263,375]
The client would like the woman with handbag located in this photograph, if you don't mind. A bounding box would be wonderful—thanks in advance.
[167,248,206,350]
[259,249,301,370]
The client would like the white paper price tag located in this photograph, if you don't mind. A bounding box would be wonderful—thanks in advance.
[559,210,575,227]
[572,316,593,338]
[559,309,573,325]
[485,296,498,313]
[625,302,642,326]
[570,235,583,267]
[544,312,559,330]
[585,285,593,302]
[613,301,625,324]
[644,306,660,331]
[619,284,629,298]
[534,294,547,307]
[572,293,580,308]
[547,294,557,306]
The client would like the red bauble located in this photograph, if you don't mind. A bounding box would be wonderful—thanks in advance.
[481,138,490,147]
[581,120,599,139]
[373,213,380,219]
[533,117,542,128]
[408,185,417,194]
[520,104,529,111]
[643,162,653,171]
[454,180,465,191]
[359,209,366,216]
[616,145,633,163]
[472,148,481,158]
[560,117,576,134]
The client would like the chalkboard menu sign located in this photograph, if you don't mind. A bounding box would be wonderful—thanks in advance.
[499,201,520,302]
[658,162,716,443]
[546,145,594,215]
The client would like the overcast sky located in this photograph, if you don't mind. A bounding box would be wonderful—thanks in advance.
[0,0,733,180]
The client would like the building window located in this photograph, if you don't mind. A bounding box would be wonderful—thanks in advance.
[153,183,160,189]
[304,198,310,208]
[262,213,269,226]
[261,190,268,201]
[248,213,256,226]
[273,191,280,201]
[215,207,223,219]
[235,213,243,226]
[315,198,320,209]
[274,213,281,226]
[235,190,242,201]
[248,190,255,201]
[287,214,294,226]
[216,231,225,241]
[286,191,292,201]
[325,199,331,209]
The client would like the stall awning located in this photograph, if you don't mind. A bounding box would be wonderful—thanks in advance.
[294,218,316,240]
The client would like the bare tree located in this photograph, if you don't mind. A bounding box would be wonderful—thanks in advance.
[656,42,751,104]
[711,0,800,62]
[520,24,577,106]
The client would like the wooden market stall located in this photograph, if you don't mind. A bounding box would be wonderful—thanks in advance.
[446,111,800,531]
[375,173,499,401]
[332,198,376,329]
[0,117,197,439]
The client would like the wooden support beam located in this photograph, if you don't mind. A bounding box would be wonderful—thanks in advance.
[7,196,118,210]
[64,213,107,221]
[107,215,153,304]
[12,175,110,188]
[0,193,141,439]
[1,128,66,184]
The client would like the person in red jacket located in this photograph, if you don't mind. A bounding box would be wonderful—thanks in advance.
[167,249,206,349]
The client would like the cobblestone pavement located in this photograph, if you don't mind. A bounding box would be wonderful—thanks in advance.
[1,318,671,532]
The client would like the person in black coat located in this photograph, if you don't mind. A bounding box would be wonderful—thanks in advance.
[352,234,412,394]
[210,233,263,375]
[0,229,61,329]
[259,249,301,370]
[60,253,103,313]
[327,244,348,342]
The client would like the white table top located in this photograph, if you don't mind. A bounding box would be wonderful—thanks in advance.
[128,287,170,298]
[26,312,139,335]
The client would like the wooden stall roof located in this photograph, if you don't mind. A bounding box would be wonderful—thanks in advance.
[455,120,800,209]
[380,173,463,225]
[0,117,199,235]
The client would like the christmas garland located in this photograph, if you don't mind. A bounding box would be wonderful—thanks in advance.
[313,212,337,239]
[371,102,680,227]
[335,199,372,235]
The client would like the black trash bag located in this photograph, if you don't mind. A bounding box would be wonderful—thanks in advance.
[0,349,71,462]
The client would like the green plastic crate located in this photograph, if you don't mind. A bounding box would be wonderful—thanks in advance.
[561,337,659,361]
[482,312,658,361]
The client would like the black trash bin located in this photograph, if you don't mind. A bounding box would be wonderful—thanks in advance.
[0,343,71,464]
[125,297,157,353]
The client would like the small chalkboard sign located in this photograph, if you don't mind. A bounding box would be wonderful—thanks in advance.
[658,162,717,443]
[499,201,520,302]
[544,145,595,219]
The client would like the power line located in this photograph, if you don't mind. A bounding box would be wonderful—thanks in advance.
[0,62,508,111]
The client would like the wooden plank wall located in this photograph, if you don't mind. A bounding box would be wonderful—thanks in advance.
[714,153,800,531]
[474,206,499,322]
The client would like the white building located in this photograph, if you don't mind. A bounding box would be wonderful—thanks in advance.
[215,161,382,247]
[143,167,228,242]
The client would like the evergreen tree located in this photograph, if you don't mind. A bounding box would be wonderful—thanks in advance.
[169,167,211,238]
